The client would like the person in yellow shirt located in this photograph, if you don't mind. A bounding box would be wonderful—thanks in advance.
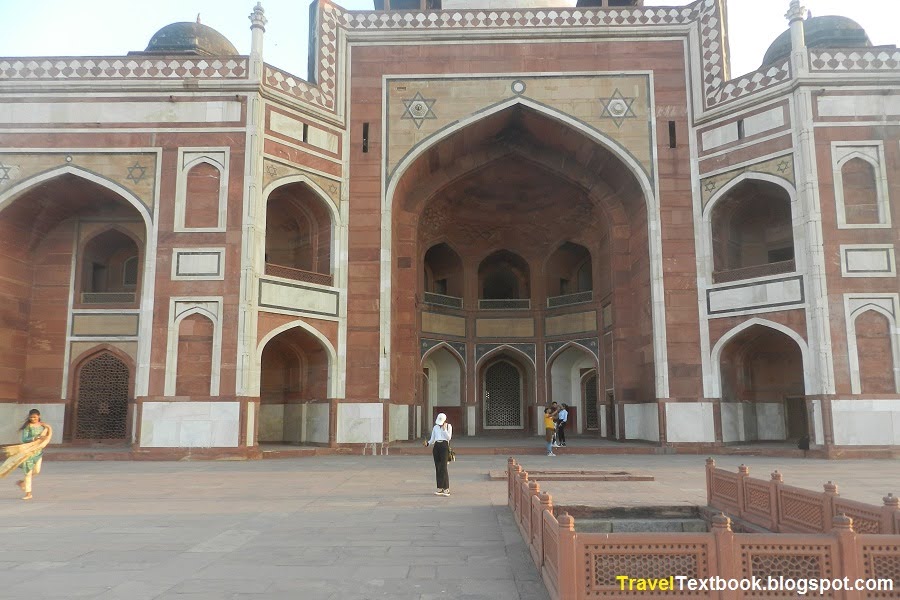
[543,408,556,457]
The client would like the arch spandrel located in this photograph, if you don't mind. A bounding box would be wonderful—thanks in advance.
[700,154,796,211]
[385,75,654,180]
[0,153,158,214]
[262,159,342,210]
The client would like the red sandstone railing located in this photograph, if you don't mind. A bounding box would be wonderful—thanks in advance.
[508,458,900,600]
[264,263,333,287]
[712,259,795,283]
[706,459,900,535]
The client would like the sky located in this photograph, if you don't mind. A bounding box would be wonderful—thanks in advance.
[0,0,895,79]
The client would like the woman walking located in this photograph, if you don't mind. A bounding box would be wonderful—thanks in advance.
[424,412,452,496]
[0,409,52,500]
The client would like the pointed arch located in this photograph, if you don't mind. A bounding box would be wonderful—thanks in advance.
[421,341,465,366]
[546,340,600,368]
[381,97,669,401]
[475,344,536,369]
[0,165,152,227]
[263,174,341,225]
[703,171,797,219]
[709,318,811,397]
[0,165,158,398]
[254,319,338,398]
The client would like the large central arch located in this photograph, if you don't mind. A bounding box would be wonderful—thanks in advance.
[384,101,664,435]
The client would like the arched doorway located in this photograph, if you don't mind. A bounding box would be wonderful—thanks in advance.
[72,351,132,441]
[547,345,598,434]
[257,325,331,444]
[718,324,807,443]
[421,345,464,434]
[390,104,651,438]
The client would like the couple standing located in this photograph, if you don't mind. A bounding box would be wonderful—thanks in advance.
[544,402,568,456]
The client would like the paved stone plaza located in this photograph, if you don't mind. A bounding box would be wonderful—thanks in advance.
[0,454,896,600]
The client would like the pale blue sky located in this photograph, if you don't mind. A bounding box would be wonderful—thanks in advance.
[0,1,894,79]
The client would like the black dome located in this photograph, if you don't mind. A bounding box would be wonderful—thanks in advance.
[762,15,871,67]
[145,22,238,56]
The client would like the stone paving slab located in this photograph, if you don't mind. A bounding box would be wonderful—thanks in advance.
[0,454,895,599]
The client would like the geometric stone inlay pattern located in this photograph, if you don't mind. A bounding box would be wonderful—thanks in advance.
[587,545,706,588]
[401,91,437,129]
[598,89,636,128]
[810,49,900,72]
[484,360,522,427]
[0,57,248,80]
[476,343,535,363]
[546,338,599,362]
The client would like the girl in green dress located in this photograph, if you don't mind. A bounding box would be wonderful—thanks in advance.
[1,409,52,500]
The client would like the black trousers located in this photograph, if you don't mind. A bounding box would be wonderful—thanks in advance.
[557,422,567,445]
[432,442,449,489]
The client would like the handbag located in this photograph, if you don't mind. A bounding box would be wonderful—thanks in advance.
[448,446,456,462]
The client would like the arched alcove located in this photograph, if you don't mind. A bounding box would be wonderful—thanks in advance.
[423,243,464,307]
[710,179,794,282]
[718,324,806,442]
[546,242,593,306]
[257,325,331,443]
[78,228,142,306]
[184,161,222,229]
[265,182,334,286]
[478,250,531,309]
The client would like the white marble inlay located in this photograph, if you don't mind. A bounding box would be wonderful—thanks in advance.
[720,402,745,443]
[701,122,738,151]
[0,101,242,124]
[818,95,900,117]
[755,403,786,441]
[623,403,659,442]
[841,245,895,277]
[831,399,900,445]
[258,404,285,442]
[742,106,785,137]
[708,277,803,314]
[259,279,338,315]
[666,402,715,443]
[306,403,330,444]
[336,403,383,444]
[139,402,239,448]
[174,251,222,278]
[388,404,409,442]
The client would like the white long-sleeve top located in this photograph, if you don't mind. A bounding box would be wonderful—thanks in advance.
[427,423,452,445]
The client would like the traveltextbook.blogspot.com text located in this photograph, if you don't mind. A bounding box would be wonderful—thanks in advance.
[615,575,894,595]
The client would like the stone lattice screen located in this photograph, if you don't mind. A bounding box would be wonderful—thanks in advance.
[508,458,900,600]
[706,459,900,535]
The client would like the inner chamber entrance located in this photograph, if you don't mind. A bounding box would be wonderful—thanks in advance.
[391,105,651,436]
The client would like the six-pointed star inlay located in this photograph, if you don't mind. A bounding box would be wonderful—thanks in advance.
[0,162,11,183]
[598,89,637,128]
[401,92,437,129]
[126,162,147,183]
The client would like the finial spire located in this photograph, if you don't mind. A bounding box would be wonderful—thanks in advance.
[250,3,267,32]
[785,0,807,24]
[196,13,201,24]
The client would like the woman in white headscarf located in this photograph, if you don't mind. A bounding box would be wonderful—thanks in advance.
[423,412,452,496]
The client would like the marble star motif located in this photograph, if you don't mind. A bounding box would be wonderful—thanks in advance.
[598,89,637,128]
[401,92,437,129]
